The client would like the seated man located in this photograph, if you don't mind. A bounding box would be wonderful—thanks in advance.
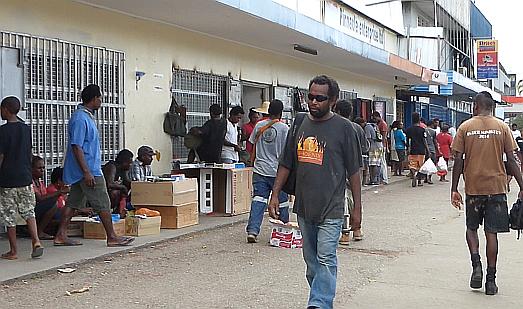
[103,149,134,217]
[32,156,69,240]
[130,146,155,181]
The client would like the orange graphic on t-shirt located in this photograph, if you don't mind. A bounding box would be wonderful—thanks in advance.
[297,135,325,165]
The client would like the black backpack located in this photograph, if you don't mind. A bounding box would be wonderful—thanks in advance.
[509,199,523,239]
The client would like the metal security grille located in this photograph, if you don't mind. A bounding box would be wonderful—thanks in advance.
[171,69,227,161]
[0,31,125,183]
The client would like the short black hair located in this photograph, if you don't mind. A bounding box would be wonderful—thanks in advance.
[441,125,449,132]
[309,75,339,100]
[230,106,245,116]
[115,149,134,165]
[475,91,495,111]
[268,99,284,116]
[433,118,440,122]
[427,120,434,127]
[335,100,353,119]
[209,104,222,116]
[32,155,44,167]
[248,108,260,119]
[372,111,381,119]
[81,84,102,104]
[50,167,64,184]
[512,123,518,128]
[354,117,365,125]
[412,112,421,124]
[1,96,21,115]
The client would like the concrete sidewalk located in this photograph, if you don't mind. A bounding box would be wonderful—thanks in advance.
[0,174,405,284]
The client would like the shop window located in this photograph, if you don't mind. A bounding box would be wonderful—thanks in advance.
[171,69,227,161]
[0,31,125,184]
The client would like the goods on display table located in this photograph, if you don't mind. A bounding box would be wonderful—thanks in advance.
[269,219,302,249]
[175,163,253,216]
[131,178,199,229]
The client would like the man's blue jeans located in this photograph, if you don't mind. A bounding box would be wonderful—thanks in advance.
[298,216,344,309]
[246,173,289,236]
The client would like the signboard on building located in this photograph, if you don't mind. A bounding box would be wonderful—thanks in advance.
[477,40,498,79]
[324,0,385,49]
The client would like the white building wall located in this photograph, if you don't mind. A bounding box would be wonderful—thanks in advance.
[0,0,395,173]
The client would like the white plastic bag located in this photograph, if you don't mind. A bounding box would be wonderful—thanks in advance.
[437,157,448,172]
[420,158,438,175]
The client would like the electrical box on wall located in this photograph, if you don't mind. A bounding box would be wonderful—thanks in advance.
[0,46,25,124]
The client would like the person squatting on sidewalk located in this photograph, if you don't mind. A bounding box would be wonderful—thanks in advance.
[269,75,362,309]
[0,96,44,260]
[451,91,523,296]
[245,99,289,243]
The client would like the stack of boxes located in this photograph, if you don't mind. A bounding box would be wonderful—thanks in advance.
[131,178,199,229]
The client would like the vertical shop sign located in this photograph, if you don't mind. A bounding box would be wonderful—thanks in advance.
[477,40,498,79]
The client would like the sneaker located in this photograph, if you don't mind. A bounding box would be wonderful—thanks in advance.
[470,264,483,289]
[485,279,498,295]
[339,233,350,245]
[247,234,258,243]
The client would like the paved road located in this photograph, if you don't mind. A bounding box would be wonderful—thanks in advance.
[1,179,522,308]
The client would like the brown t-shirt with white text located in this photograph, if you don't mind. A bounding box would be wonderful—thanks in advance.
[451,116,516,195]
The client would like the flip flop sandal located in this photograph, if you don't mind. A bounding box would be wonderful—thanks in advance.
[1,253,18,260]
[107,237,135,247]
[31,245,44,258]
[353,235,364,241]
[54,240,83,247]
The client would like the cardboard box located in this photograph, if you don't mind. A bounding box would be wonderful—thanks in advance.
[136,203,198,229]
[84,219,125,239]
[131,179,198,206]
[269,220,302,249]
[125,216,161,236]
[213,168,252,216]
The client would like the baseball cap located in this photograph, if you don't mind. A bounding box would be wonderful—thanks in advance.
[138,145,155,157]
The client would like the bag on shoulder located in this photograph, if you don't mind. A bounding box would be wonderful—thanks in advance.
[163,97,187,137]
[369,123,382,142]
[509,199,523,240]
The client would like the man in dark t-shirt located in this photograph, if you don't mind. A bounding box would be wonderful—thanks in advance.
[196,104,227,163]
[405,112,429,187]
[269,76,362,309]
[0,96,43,260]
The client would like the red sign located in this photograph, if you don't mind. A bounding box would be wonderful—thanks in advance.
[477,40,498,79]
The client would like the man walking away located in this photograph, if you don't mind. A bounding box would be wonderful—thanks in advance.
[451,91,523,296]
[405,112,429,187]
[221,106,245,163]
[354,118,369,185]
[269,75,362,309]
[54,84,134,247]
[335,100,368,244]
[0,96,43,260]
[245,100,289,243]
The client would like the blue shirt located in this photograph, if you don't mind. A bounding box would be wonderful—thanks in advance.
[63,105,103,185]
[394,129,407,150]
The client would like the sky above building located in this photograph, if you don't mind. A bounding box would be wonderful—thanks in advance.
[474,0,522,80]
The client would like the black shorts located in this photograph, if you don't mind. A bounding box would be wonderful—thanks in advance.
[465,194,509,233]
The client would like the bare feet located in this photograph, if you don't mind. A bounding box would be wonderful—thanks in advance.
[54,236,82,246]
[1,251,18,260]
[38,233,54,240]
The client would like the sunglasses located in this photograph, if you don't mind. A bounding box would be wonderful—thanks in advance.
[307,93,329,102]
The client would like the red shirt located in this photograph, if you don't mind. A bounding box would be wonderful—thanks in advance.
[47,184,66,208]
[243,122,256,154]
[436,132,453,159]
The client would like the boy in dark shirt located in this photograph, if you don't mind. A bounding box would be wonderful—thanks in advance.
[0,96,43,260]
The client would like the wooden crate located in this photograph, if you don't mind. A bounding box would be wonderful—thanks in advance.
[84,220,125,239]
[125,216,161,236]
[136,203,198,229]
[131,179,198,206]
